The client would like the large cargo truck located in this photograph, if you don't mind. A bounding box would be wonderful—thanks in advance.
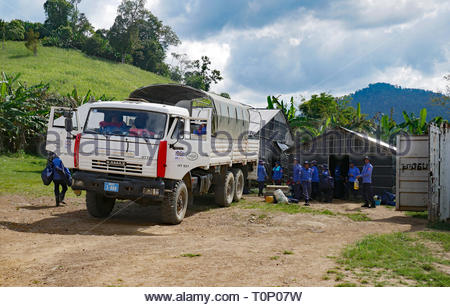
[46,84,260,224]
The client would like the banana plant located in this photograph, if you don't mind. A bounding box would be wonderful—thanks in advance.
[401,108,428,135]
[266,95,296,122]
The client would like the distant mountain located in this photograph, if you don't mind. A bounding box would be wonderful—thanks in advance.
[348,83,446,122]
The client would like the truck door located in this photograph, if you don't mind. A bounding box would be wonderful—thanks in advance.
[46,107,80,168]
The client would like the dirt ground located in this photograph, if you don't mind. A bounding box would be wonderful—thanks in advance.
[0,193,427,286]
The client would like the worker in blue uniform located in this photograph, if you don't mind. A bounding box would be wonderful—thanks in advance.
[319,164,334,203]
[272,161,283,185]
[257,160,268,197]
[346,161,360,200]
[311,160,320,200]
[357,156,375,208]
[300,161,313,206]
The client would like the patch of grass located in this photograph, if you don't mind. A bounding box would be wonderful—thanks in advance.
[418,231,450,251]
[1,41,172,99]
[238,199,371,221]
[283,250,294,255]
[343,212,371,221]
[405,211,428,219]
[326,269,337,274]
[181,253,201,258]
[335,282,357,287]
[336,232,450,286]
[0,154,51,197]
[270,256,279,260]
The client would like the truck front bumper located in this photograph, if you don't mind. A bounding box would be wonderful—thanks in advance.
[72,171,165,200]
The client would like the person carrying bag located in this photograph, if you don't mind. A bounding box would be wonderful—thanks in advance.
[43,153,72,207]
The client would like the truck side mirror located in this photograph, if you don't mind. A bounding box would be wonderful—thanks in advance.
[65,117,73,132]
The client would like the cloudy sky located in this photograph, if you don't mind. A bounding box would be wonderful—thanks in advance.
[1,0,449,105]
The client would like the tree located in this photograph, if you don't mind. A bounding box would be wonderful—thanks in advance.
[0,19,6,48]
[299,93,338,120]
[43,0,74,32]
[82,32,116,60]
[431,74,450,119]
[71,12,93,49]
[220,92,231,99]
[131,12,179,73]
[184,56,222,91]
[5,19,25,41]
[108,0,147,63]
[25,29,40,55]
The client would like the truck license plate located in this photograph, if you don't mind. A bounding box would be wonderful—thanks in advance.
[104,182,119,192]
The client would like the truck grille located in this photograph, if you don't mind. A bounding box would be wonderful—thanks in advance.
[92,159,143,174]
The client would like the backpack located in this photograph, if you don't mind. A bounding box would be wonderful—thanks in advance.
[41,165,54,186]
[64,167,72,187]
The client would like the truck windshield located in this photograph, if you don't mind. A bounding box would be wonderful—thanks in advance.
[84,108,167,139]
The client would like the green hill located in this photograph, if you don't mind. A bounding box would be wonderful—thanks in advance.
[0,41,173,99]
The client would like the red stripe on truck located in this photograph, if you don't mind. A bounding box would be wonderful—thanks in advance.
[157,140,167,178]
[74,133,81,168]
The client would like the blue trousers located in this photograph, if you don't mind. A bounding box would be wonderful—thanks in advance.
[302,181,312,203]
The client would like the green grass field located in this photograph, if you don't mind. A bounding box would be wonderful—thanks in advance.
[0,154,51,197]
[0,41,173,99]
[328,232,450,286]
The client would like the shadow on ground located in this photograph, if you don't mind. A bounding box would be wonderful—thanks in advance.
[1,195,222,236]
[370,215,428,232]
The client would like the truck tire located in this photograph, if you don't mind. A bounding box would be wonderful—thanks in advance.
[215,171,235,207]
[86,191,115,218]
[161,180,188,225]
[232,168,244,202]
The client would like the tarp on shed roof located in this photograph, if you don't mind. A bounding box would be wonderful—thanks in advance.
[248,109,281,133]
[340,127,397,151]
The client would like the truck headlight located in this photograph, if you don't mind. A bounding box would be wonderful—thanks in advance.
[143,187,159,196]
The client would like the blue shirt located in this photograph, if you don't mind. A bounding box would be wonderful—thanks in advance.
[257,164,267,182]
[361,163,373,183]
[311,165,320,183]
[348,166,361,183]
[293,164,301,182]
[52,157,65,181]
[272,166,283,180]
[300,167,313,183]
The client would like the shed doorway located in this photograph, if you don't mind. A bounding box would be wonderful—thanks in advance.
[329,155,349,199]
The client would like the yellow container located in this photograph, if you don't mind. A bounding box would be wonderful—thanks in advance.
[265,195,274,203]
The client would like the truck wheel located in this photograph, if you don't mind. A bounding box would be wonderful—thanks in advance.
[161,180,188,225]
[232,168,244,202]
[215,171,235,207]
[86,191,115,218]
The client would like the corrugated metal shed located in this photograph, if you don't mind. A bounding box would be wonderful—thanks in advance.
[287,127,397,196]
[248,109,294,176]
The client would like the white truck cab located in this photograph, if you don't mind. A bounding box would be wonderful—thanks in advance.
[46,84,260,224]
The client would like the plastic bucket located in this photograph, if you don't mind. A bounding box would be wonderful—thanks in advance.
[375,199,381,206]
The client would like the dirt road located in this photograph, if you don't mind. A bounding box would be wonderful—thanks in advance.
[0,194,427,286]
